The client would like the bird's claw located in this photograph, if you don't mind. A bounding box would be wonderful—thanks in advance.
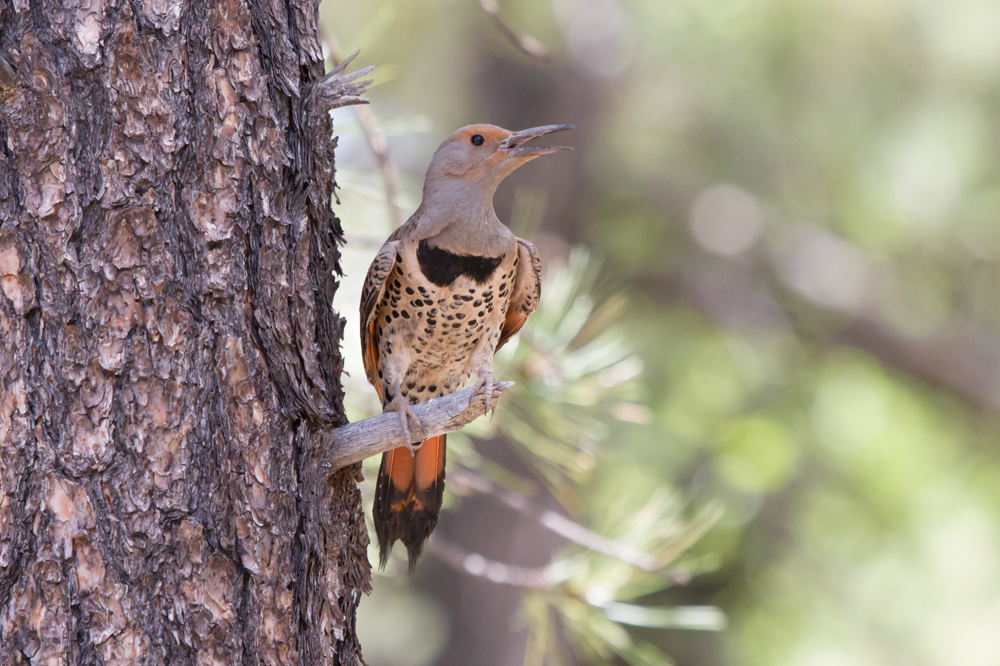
[384,393,423,456]
[471,370,497,419]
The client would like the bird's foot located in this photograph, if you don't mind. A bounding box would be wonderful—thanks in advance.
[384,393,423,456]
[471,370,497,420]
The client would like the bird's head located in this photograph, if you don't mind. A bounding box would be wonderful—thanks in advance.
[424,123,573,192]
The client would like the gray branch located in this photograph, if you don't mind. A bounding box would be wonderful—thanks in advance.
[450,467,660,571]
[429,538,556,589]
[317,382,514,469]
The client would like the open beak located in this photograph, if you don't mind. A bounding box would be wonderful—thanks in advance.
[499,124,574,157]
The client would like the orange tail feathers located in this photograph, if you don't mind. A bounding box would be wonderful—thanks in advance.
[373,434,446,571]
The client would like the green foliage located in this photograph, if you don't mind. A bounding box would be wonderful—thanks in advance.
[341,213,721,663]
[517,491,725,666]
[489,249,644,501]
[324,0,1000,663]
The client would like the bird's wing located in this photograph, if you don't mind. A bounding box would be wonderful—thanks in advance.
[360,239,401,402]
[496,237,542,352]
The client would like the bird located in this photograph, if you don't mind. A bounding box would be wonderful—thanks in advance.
[360,123,572,570]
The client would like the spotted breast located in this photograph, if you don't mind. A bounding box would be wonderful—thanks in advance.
[372,237,516,405]
[360,122,561,570]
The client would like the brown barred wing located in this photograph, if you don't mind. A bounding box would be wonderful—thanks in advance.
[360,239,401,403]
[496,237,541,352]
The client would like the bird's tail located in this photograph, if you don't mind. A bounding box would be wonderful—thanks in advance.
[373,434,446,571]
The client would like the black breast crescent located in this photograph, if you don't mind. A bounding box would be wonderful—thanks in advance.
[417,240,504,287]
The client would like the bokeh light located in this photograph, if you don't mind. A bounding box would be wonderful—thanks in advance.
[319,1,1000,664]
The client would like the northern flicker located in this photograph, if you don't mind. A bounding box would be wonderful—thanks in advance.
[360,123,572,569]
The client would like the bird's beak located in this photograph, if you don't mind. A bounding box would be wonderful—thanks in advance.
[499,125,574,158]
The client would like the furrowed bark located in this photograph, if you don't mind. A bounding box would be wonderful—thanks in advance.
[0,0,371,664]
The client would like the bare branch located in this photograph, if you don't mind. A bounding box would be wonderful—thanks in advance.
[479,0,550,63]
[325,37,405,228]
[428,538,556,589]
[352,104,405,228]
[658,256,1000,413]
[450,467,660,571]
[832,316,1000,411]
[318,383,514,470]
[311,49,374,110]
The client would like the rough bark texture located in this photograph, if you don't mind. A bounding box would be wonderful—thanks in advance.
[0,0,371,663]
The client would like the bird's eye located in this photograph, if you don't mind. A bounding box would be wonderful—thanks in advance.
[470,134,485,146]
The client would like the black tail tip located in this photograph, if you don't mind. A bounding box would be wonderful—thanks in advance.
[406,541,426,574]
[375,516,434,574]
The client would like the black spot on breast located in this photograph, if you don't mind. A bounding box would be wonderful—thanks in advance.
[406,287,414,295]
[417,240,504,287]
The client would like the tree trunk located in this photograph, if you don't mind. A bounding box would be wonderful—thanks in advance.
[0,0,371,663]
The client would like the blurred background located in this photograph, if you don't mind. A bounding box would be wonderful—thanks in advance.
[319,1,1000,664]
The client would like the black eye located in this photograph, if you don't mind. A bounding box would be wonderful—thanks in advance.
[470,134,485,146]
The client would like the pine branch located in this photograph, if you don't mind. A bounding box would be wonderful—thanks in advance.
[450,467,660,571]
[428,538,557,589]
[326,39,405,228]
[478,0,550,63]
[318,382,514,469]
